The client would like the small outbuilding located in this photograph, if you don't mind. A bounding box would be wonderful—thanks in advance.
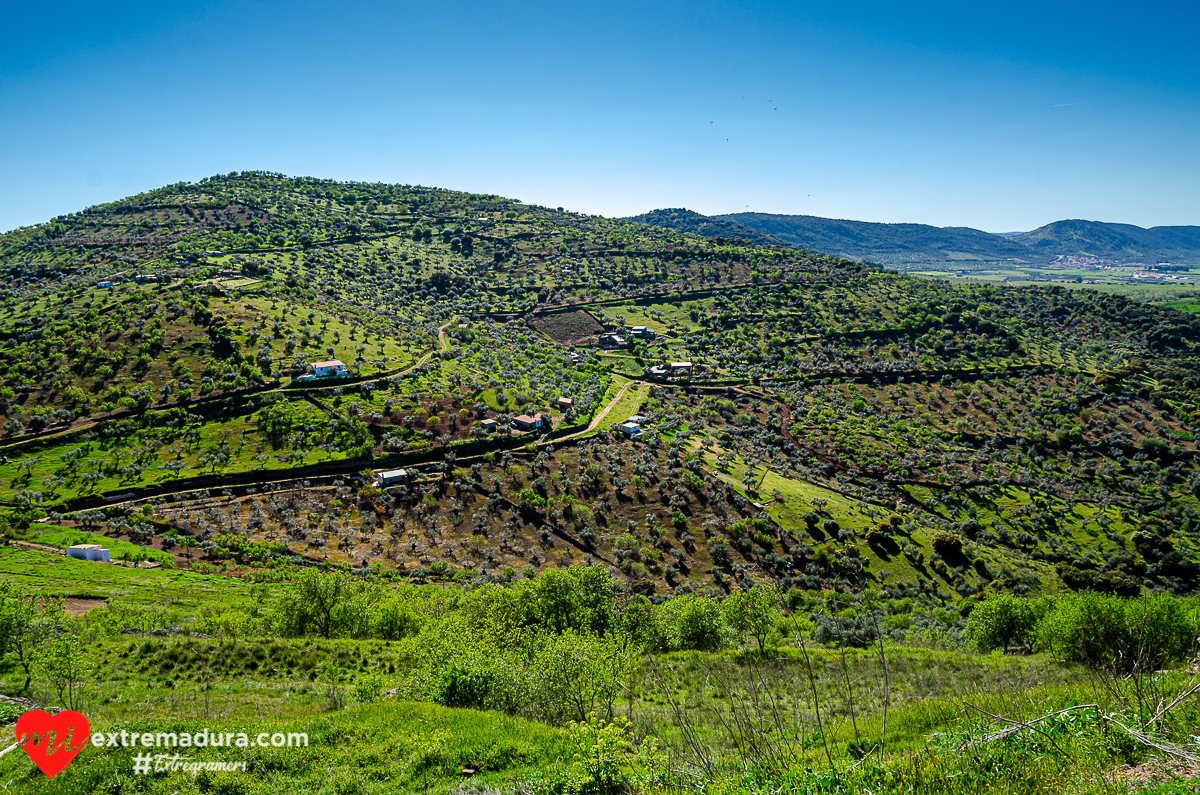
[481,418,498,432]
[512,413,544,431]
[648,361,694,379]
[557,397,573,411]
[669,361,694,376]
[376,469,411,487]
[599,333,628,348]
[66,544,110,563]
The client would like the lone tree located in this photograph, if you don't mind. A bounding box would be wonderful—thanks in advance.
[722,584,779,652]
[965,593,1036,653]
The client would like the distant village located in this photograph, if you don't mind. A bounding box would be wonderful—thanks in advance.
[1049,254,1193,282]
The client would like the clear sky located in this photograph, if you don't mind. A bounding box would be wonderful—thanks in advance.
[1,0,1197,233]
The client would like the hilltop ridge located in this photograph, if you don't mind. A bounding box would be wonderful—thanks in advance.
[628,208,1200,271]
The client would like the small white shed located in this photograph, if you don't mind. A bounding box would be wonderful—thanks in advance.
[66,544,110,562]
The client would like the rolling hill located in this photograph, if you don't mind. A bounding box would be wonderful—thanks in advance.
[1011,219,1200,259]
[0,171,1199,610]
[630,209,1200,269]
[624,208,788,248]
[716,212,1027,264]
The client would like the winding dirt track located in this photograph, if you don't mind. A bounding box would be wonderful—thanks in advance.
[554,380,645,442]
[388,321,452,378]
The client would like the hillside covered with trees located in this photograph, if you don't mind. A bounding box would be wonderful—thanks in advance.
[3,172,1200,793]
[0,171,1198,605]
[631,207,1200,271]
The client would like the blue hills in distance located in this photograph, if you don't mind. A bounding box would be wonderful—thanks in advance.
[627,208,1200,267]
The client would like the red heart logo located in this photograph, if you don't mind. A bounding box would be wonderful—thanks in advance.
[15,710,90,779]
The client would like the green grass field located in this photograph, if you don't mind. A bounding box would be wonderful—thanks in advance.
[0,699,573,795]
[0,546,260,607]
[27,526,175,563]
[599,298,711,334]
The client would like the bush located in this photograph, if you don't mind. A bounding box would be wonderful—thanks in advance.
[867,522,893,545]
[1057,564,1140,596]
[1033,591,1197,671]
[540,717,665,795]
[965,593,1037,652]
[272,569,380,638]
[813,612,878,648]
[436,666,503,710]
[372,597,425,640]
[931,531,963,555]
[722,585,779,651]
[354,672,386,703]
[649,594,728,652]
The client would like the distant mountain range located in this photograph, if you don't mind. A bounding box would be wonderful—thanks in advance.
[627,209,1200,267]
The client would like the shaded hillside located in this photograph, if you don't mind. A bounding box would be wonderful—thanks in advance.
[1013,219,1200,260]
[625,208,786,248]
[716,212,1027,264]
[723,213,1200,265]
[627,209,1200,269]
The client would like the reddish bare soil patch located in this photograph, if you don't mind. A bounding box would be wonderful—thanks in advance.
[62,598,106,617]
[532,310,604,344]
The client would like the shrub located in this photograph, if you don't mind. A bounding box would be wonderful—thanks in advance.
[1033,591,1196,671]
[813,612,878,648]
[542,717,665,795]
[650,593,728,652]
[867,522,893,545]
[436,666,503,710]
[354,672,385,703]
[965,593,1037,652]
[372,598,425,640]
[931,531,963,555]
[722,585,779,651]
[1057,564,1139,596]
[709,538,731,565]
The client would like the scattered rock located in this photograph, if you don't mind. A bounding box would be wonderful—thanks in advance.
[0,694,45,710]
[120,628,141,635]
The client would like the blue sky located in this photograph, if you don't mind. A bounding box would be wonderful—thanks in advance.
[1,0,1197,233]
